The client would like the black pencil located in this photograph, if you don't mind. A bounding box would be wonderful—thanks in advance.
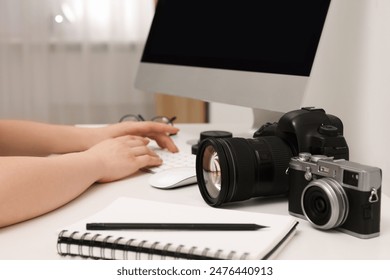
[86,223,268,231]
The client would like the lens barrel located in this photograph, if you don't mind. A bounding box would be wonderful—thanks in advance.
[301,178,349,229]
[196,136,293,207]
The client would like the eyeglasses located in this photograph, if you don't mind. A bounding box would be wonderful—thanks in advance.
[119,114,177,135]
[119,114,177,126]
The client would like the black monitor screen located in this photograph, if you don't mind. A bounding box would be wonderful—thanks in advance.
[142,0,331,77]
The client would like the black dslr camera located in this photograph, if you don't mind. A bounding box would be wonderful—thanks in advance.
[288,153,381,239]
[196,107,349,207]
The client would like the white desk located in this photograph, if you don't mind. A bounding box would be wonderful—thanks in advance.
[1,123,389,260]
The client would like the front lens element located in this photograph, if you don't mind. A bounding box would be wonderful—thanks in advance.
[302,178,349,230]
[202,146,222,199]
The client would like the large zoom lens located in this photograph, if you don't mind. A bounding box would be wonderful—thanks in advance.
[301,178,349,229]
[196,136,293,207]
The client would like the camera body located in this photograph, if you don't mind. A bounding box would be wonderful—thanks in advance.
[288,153,381,239]
[254,107,349,160]
[196,107,350,207]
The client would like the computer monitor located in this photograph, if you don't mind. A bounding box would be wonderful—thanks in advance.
[135,0,331,125]
[135,0,390,196]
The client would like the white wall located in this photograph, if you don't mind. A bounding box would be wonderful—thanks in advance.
[0,0,155,124]
[210,0,390,196]
[302,0,390,196]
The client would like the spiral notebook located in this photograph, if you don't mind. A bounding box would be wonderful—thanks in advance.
[57,197,298,260]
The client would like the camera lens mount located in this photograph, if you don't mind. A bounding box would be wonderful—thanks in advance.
[301,178,349,230]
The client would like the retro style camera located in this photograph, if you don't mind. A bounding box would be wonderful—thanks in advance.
[288,153,381,238]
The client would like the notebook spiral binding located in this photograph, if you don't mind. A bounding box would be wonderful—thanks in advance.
[57,230,249,260]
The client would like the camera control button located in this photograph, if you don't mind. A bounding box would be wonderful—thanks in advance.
[319,124,338,136]
[298,152,311,161]
[363,204,373,219]
[310,155,329,163]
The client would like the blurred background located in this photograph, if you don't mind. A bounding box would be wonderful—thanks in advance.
[0,0,216,124]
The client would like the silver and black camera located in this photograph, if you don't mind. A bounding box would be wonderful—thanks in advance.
[288,153,381,239]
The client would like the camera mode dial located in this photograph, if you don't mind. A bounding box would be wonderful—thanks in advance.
[298,152,311,162]
[319,124,338,136]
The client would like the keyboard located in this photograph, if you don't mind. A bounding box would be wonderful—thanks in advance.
[144,147,196,173]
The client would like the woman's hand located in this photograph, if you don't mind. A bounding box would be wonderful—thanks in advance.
[84,135,163,183]
[92,121,180,153]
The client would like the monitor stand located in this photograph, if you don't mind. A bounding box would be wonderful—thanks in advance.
[252,108,284,130]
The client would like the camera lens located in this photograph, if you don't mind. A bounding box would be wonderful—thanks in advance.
[301,178,349,229]
[196,136,293,207]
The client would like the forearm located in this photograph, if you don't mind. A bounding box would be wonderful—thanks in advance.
[0,120,179,157]
[0,153,103,228]
[0,120,102,156]
[0,135,166,228]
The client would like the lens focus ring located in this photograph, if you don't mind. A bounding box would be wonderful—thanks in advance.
[301,178,349,230]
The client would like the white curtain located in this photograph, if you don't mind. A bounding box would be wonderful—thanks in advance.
[0,0,155,124]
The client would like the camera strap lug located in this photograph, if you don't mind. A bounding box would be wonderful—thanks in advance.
[369,188,379,203]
